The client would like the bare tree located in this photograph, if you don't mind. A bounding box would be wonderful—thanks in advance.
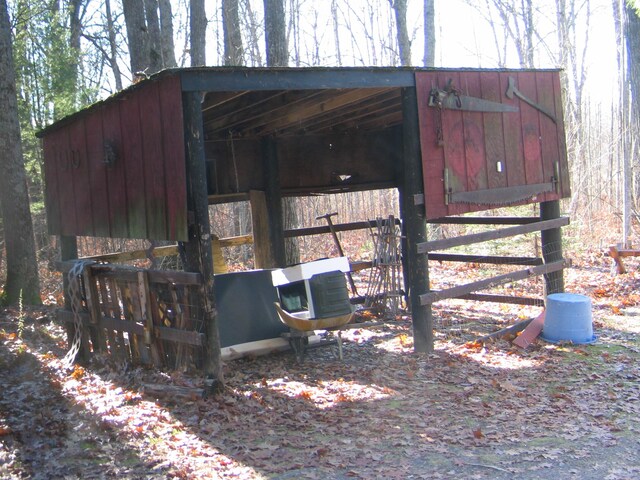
[423,0,435,66]
[222,0,243,65]
[158,0,177,67]
[122,0,178,77]
[620,0,640,245]
[477,0,536,67]
[390,0,411,65]
[263,0,288,66]
[144,0,164,72]
[0,0,41,305]
[263,0,300,265]
[331,0,342,66]
[122,0,150,75]
[104,0,123,89]
[190,0,207,66]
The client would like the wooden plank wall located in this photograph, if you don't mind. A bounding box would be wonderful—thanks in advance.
[204,130,399,195]
[42,75,188,241]
[416,70,569,219]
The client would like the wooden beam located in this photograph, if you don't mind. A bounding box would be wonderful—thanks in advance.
[428,253,543,266]
[56,262,203,286]
[456,293,544,306]
[284,218,399,238]
[180,68,417,92]
[420,259,568,305]
[250,190,275,268]
[183,91,223,387]
[400,87,432,353]
[207,193,249,204]
[262,137,286,267]
[78,235,252,264]
[426,215,541,225]
[608,244,640,274]
[417,217,570,253]
[254,88,393,135]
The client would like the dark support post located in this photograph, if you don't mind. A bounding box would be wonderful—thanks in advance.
[400,87,433,353]
[262,137,286,267]
[540,200,565,295]
[183,91,223,390]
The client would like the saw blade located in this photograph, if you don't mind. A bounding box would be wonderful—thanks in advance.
[449,183,554,205]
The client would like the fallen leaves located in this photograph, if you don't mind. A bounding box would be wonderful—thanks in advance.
[2,252,640,479]
[70,365,85,380]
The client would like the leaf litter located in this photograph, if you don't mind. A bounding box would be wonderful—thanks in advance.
[0,248,639,479]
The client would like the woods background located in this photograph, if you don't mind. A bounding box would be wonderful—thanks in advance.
[0,0,639,304]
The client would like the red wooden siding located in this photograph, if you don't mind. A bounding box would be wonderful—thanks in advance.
[41,75,187,241]
[416,70,570,219]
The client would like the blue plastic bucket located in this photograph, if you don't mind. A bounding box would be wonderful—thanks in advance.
[542,293,596,344]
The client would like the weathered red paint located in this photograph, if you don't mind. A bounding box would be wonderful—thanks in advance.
[416,70,569,219]
[41,76,188,241]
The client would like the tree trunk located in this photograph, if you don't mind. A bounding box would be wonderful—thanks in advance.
[390,0,411,66]
[104,0,123,90]
[68,0,83,106]
[423,0,435,66]
[243,0,263,65]
[263,0,288,66]
[331,0,342,66]
[222,0,244,65]
[626,3,640,215]
[0,0,41,305]
[623,2,639,246]
[122,0,150,75]
[144,0,164,73]
[158,0,177,67]
[263,0,298,264]
[190,0,207,66]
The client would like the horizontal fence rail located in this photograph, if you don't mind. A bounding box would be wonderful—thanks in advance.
[417,217,570,254]
[420,259,569,305]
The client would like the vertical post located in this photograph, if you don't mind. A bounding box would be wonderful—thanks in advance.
[249,190,275,268]
[540,200,565,295]
[400,87,433,353]
[183,91,223,389]
[262,136,286,267]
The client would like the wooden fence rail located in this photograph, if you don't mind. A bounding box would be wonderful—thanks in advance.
[417,216,570,306]
[56,262,205,370]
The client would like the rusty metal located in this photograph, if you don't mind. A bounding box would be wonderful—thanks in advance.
[448,182,555,205]
[506,76,557,123]
[429,87,518,113]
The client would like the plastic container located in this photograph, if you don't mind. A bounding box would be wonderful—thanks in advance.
[541,293,596,344]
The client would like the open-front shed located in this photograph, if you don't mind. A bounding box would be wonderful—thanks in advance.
[38,67,570,377]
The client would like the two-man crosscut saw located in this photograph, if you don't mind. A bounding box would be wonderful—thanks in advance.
[428,83,518,114]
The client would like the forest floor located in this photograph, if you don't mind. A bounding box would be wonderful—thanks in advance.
[1,246,640,479]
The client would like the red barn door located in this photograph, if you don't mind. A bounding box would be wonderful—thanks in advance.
[416,70,570,219]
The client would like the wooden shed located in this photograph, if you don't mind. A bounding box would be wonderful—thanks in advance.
[38,67,570,374]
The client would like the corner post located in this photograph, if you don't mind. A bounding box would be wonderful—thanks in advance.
[540,200,565,295]
[400,87,433,353]
[182,91,223,388]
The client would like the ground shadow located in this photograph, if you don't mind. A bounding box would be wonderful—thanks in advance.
[4,305,640,479]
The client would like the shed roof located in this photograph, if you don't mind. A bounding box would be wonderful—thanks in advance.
[37,66,559,140]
